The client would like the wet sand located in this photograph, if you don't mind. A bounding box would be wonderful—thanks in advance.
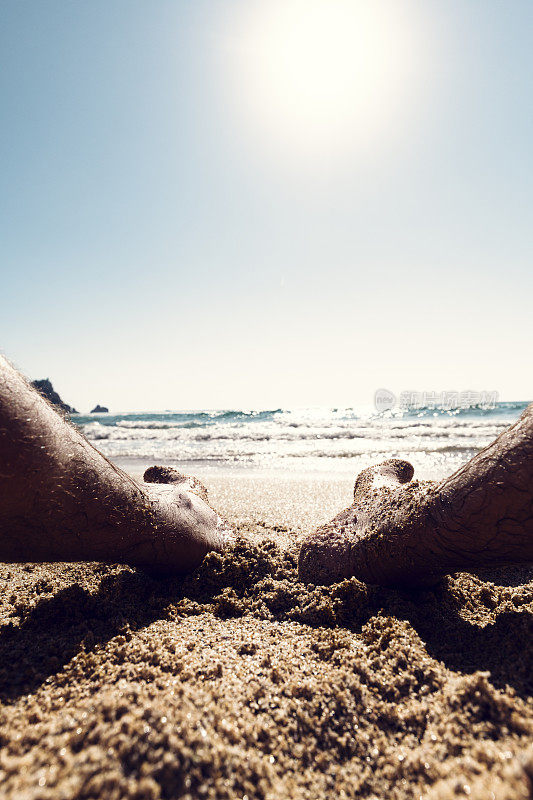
[0,473,532,799]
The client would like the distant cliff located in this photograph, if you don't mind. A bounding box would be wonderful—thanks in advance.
[31,379,78,415]
[91,404,109,413]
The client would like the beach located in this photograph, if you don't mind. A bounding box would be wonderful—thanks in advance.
[5,0,532,794]
[1,467,532,800]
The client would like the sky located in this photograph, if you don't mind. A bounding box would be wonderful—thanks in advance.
[1,0,532,412]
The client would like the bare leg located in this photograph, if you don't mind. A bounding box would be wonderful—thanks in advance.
[298,405,533,587]
[0,356,233,573]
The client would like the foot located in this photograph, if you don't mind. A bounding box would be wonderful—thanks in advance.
[299,401,533,587]
[126,466,235,576]
[298,459,450,587]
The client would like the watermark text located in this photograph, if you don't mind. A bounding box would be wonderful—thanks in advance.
[374,389,499,413]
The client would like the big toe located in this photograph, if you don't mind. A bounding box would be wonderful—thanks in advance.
[353,458,414,501]
[143,465,209,502]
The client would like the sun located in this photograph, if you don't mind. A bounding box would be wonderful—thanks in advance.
[222,0,425,166]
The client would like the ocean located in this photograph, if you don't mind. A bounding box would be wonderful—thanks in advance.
[75,402,528,482]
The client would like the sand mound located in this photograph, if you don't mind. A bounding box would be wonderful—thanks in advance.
[0,524,532,799]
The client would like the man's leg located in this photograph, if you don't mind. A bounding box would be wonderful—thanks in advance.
[298,404,533,587]
[0,355,232,572]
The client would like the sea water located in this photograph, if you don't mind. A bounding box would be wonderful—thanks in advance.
[75,402,527,482]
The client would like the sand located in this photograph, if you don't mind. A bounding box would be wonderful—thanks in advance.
[0,473,532,799]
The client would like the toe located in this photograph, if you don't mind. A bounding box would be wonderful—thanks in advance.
[353,459,414,501]
[143,466,209,502]
[143,465,186,484]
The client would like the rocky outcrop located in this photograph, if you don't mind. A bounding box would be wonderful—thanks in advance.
[31,379,78,415]
[91,405,109,413]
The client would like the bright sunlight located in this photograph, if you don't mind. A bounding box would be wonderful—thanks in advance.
[224,0,427,166]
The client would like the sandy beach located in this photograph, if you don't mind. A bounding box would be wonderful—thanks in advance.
[0,471,532,800]
[4,0,532,794]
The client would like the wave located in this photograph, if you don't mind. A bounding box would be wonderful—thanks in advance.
[74,402,527,431]
[75,403,527,477]
[74,408,284,427]
[81,421,508,444]
[376,401,528,419]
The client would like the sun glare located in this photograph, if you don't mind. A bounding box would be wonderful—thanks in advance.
[222,0,426,167]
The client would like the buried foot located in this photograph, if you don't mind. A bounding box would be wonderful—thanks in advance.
[299,404,533,588]
[0,351,235,574]
[298,459,446,588]
[133,466,234,576]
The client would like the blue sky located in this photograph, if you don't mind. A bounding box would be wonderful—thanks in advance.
[1,0,532,411]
